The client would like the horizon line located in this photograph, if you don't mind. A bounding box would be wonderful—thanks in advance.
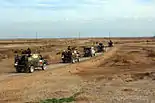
[0,36,154,40]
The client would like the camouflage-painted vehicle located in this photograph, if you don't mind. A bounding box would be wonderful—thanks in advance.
[14,54,47,73]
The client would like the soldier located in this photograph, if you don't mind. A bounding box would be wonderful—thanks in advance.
[91,47,95,56]
[67,49,72,62]
[108,40,113,47]
[21,49,26,54]
[61,50,66,58]
[67,46,71,51]
[14,50,19,64]
[61,50,67,62]
[26,48,31,55]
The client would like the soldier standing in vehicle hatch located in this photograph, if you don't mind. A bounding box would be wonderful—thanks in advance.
[61,50,66,58]
[26,48,31,55]
[14,50,19,63]
[67,46,71,51]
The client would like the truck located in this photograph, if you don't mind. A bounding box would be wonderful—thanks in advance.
[14,54,47,73]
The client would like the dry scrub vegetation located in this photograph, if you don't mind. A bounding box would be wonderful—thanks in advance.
[70,44,155,103]
[0,38,155,103]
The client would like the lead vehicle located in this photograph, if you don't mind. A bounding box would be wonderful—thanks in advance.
[14,54,47,73]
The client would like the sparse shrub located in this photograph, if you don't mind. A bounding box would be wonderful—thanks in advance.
[56,52,61,55]
[147,50,155,57]
[114,42,119,44]
[40,92,82,103]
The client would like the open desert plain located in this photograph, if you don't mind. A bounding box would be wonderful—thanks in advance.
[0,37,155,103]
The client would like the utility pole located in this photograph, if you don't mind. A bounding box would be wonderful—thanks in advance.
[36,32,38,41]
[79,32,80,40]
[109,32,111,40]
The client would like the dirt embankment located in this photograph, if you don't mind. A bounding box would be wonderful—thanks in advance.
[75,45,155,78]
[71,44,155,103]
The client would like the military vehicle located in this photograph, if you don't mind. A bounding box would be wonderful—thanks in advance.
[61,50,80,63]
[14,54,47,73]
[96,43,105,53]
[83,46,96,57]
[108,40,113,47]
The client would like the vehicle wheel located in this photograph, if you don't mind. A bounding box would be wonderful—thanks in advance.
[42,64,47,70]
[63,60,66,63]
[16,67,22,73]
[29,66,35,73]
[72,59,75,63]
[77,58,80,62]
[45,60,49,65]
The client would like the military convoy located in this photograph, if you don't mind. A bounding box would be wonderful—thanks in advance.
[13,40,113,73]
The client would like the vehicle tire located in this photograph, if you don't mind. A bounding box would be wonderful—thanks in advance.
[29,66,35,73]
[16,67,22,73]
[42,64,47,70]
[45,60,49,65]
[91,54,93,57]
[77,58,80,62]
[72,58,75,63]
[63,60,66,63]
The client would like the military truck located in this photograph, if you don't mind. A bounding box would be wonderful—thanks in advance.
[61,50,80,63]
[14,54,47,73]
[96,43,105,53]
[83,46,96,57]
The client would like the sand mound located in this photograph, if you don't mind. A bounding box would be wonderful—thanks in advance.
[111,54,136,66]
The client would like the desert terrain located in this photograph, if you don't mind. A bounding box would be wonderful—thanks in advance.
[0,37,155,103]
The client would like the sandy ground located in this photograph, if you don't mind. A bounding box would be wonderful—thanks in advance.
[0,38,155,103]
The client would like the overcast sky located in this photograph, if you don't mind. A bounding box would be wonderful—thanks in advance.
[0,0,155,38]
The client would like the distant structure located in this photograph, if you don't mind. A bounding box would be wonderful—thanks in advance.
[36,32,38,41]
